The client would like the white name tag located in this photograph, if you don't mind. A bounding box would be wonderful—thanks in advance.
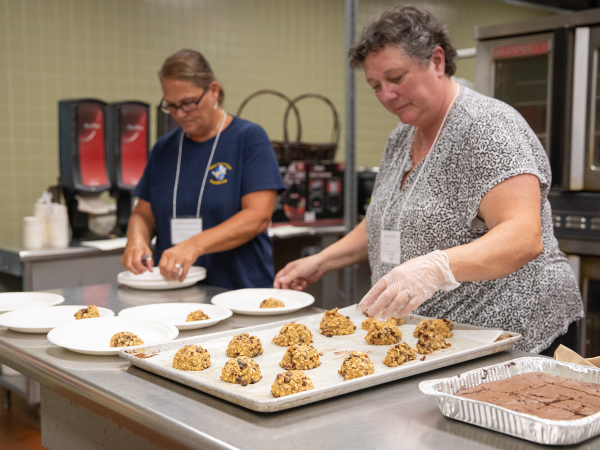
[170,217,203,245]
[380,230,401,265]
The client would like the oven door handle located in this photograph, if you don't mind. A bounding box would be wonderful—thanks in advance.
[570,27,590,191]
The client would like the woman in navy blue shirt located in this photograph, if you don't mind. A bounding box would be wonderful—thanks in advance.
[121,49,285,290]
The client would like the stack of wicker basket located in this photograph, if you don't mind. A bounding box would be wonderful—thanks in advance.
[236,90,339,165]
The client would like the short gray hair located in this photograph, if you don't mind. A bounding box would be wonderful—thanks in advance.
[348,5,457,76]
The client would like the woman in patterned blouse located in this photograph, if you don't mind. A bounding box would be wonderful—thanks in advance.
[274,5,582,353]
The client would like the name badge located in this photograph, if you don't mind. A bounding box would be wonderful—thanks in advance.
[170,217,203,245]
[380,230,401,265]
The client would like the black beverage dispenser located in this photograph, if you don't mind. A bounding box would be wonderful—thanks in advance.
[106,101,150,236]
[156,106,179,139]
[59,99,111,242]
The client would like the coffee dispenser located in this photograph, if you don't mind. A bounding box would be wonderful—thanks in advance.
[106,101,150,236]
[59,99,111,242]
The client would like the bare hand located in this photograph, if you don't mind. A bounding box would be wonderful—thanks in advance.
[274,254,326,291]
[158,241,201,282]
[121,239,153,274]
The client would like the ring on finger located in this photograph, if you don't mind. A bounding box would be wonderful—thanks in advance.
[403,289,414,301]
[174,263,182,270]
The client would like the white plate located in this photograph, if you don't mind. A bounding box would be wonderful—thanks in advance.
[47,317,179,355]
[0,292,65,313]
[0,305,115,333]
[117,267,206,291]
[118,303,232,330]
[210,288,314,315]
[117,286,206,306]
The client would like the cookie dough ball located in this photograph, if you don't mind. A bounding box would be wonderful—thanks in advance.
[186,309,210,322]
[279,344,321,370]
[339,351,375,381]
[361,317,404,331]
[220,356,262,386]
[413,318,452,339]
[389,317,404,326]
[173,345,211,371]
[383,343,417,367]
[365,322,402,345]
[110,331,144,348]
[260,298,285,308]
[272,323,313,346]
[226,333,264,357]
[271,370,314,398]
[74,305,99,320]
[416,333,451,355]
[320,307,356,336]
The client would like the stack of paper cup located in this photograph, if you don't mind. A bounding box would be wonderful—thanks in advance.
[49,204,70,249]
[23,216,43,250]
[33,202,51,247]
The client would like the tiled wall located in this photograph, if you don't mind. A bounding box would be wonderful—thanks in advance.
[0,0,551,242]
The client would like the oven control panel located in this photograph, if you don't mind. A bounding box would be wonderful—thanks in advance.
[548,192,600,241]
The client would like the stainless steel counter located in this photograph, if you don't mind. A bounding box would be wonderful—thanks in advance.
[0,224,346,292]
[1,283,594,449]
[0,238,126,291]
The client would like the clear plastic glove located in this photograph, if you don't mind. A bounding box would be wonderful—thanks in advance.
[357,250,460,320]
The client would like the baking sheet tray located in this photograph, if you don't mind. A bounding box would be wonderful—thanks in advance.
[419,357,600,445]
[120,305,520,412]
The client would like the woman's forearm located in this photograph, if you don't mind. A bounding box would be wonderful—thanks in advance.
[127,211,156,244]
[318,219,369,274]
[190,209,270,255]
[444,219,543,282]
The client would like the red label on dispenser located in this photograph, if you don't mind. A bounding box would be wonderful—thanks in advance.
[493,41,549,59]
[119,104,148,188]
[77,102,108,188]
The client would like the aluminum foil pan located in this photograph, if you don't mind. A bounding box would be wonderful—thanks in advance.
[419,357,600,446]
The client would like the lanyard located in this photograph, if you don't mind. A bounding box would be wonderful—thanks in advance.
[380,85,460,230]
[172,110,227,218]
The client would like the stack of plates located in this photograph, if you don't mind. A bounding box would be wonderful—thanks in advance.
[117,267,206,290]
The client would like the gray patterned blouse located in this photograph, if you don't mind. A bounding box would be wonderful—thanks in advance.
[365,86,583,353]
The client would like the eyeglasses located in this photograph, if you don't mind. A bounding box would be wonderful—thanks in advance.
[159,87,209,115]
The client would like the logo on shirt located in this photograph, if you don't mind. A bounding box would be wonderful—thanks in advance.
[210,162,232,185]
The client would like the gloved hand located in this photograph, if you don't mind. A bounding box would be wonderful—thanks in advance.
[357,250,460,320]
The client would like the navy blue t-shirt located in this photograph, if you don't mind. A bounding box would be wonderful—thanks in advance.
[134,116,286,289]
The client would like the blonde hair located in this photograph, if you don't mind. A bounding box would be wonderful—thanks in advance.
[159,49,224,104]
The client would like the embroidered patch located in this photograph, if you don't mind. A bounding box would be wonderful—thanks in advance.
[209,162,232,185]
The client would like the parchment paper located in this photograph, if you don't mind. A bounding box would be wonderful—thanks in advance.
[134,305,506,402]
[554,344,600,368]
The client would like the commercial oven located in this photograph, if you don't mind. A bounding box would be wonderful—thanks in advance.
[547,191,600,357]
[476,10,600,356]
[475,8,600,192]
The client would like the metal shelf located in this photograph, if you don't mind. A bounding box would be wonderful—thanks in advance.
[0,373,28,397]
[0,369,40,404]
